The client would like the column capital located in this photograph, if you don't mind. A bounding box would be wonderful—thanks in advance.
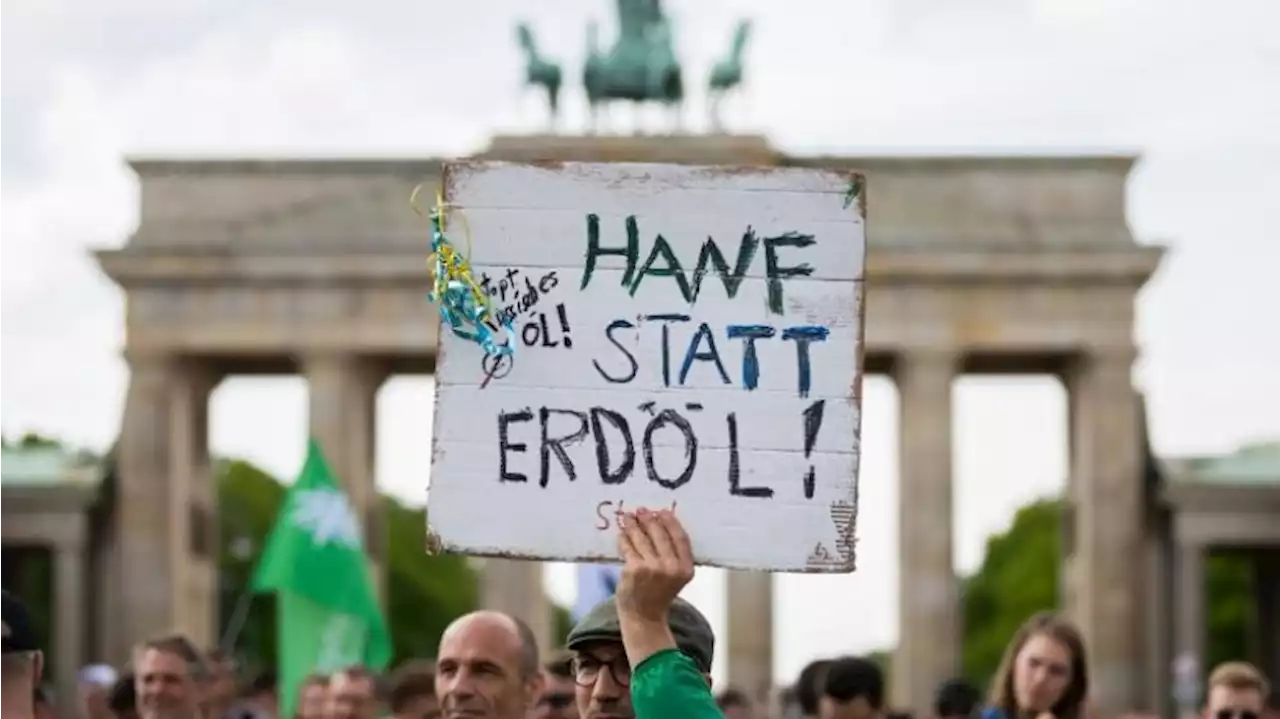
[1069,348,1139,400]
[892,347,961,384]
[1074,346,1140,374]
[302,353,390,388]
[123,350,178,383]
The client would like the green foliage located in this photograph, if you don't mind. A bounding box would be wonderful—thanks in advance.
[0,546,53,669]
[18,433,62,448]
[961,499,1062,684]
[218,459,287,667]
[385,497,477,662]
[216,459,479,668]
[1,432,64,449]
[551,604,574,648]
[959,498,1255,687]
[1205,553,1254,668]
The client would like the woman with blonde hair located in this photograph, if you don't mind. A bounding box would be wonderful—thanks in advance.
[981,611,1089,719]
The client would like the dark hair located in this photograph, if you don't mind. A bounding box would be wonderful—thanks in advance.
[935,678,981,717]
[717,687,750,710]
[108,672,137,714]
[823,656,884,708]
[332,666,374,684]
[302,673,330,688]
[388,661,435,712]
[248,670,277,696]
[988,612,1089,719]
[135,634,211,682]
[543,651,574,681]
[795,658,833,715]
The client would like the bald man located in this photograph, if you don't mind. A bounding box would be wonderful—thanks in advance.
[435,611,544,719]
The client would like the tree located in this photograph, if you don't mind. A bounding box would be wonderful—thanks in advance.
[18,433,63,448]
[216,458,575,667]
[216,459,480,667]
[959,497,1255,686]
[960,499,1062,683]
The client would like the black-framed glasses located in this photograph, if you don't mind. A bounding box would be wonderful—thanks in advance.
[1215,711,1258,719]
[570,655,631,688]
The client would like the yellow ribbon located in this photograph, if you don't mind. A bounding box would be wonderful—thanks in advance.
[410,184,488,314]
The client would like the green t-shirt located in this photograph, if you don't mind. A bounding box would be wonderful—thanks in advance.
[631,648,725,719]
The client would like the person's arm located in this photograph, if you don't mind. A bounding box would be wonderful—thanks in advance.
[616,509,724,718]
[617,612,677,669]
[631,648,723,719]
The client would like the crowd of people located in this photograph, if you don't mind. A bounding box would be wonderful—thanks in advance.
[3,509,1277,719]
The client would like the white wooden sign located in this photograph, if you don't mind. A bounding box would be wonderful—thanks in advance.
[426,160,867,572]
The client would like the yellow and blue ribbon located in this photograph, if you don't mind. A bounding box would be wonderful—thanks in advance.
[412,185,515,359]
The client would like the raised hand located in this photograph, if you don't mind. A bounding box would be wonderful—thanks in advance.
[615,508,695,665]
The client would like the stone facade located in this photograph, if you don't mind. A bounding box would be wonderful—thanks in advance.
[94,134,1168,713]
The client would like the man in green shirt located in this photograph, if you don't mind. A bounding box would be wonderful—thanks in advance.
[565,508,724,719]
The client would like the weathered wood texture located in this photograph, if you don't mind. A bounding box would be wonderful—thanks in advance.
[426,160,867,572]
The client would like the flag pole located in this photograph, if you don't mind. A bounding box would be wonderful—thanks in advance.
[220,584,256,653]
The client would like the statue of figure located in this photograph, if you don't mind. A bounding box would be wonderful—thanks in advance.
[515,22,563,129]
[581,0,684,134]
[707,20,752,132]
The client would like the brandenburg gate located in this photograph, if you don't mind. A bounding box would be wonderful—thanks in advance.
[95,134,1163,713]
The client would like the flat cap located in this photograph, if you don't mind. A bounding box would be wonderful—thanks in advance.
[2,590,40,655]
[566,596,715,673]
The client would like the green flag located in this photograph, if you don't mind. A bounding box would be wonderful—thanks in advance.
[252,438,392,719]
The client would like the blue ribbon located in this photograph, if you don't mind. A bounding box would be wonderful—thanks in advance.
[427,211,515,359]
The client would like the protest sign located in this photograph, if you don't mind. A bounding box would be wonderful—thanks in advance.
[426,160,867,572]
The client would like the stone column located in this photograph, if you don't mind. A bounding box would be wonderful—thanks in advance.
[892,350,959,712]
[305,354,388,590]
[1172,540,1205,712]
[114,353,179,662]
[1067,349,1144,712]
[726,570,773,700]
[169,363,220,647]
[480,559,551,654]
[54,524,87,715]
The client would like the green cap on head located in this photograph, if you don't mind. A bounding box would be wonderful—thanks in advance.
[565,596,715,673]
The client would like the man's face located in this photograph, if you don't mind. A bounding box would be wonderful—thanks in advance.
[572,642,633,719]
[435,616,538,719]
[135,649,201,719]
[818,695,874,719]
[1205,685,1265,719]
[535,671,578,719]
[327,673,377,719]
[298,682,328,719]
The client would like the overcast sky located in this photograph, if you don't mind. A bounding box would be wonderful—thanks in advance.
[3,0,1279,685]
